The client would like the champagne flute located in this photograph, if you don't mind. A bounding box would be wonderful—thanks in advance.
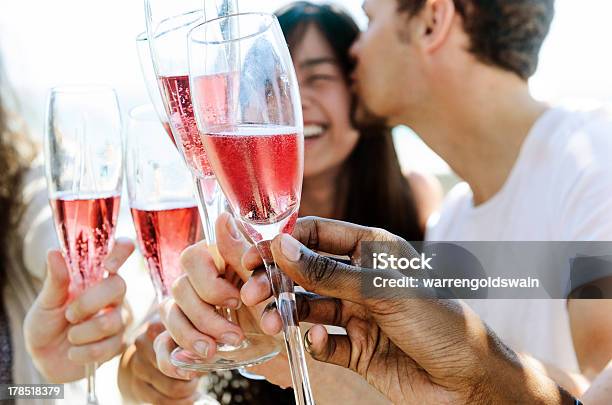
[188,13,314,405]
[44,86,123,405]
[144,0,281,371]
[136,32,174,144]
[126,105,203,302]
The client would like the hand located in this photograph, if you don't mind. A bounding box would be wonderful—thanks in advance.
[156,212,293,387]
[241,217,577,404]
[119,320,200,405]
[24,238,134,383]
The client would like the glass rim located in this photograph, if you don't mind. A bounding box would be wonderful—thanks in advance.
[50,85,117,95]
[151,9,202,40]
[129,104,159,122]
[136,31,147,42]
[189,12,276,46]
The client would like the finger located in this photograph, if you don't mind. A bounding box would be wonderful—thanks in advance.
[292,216,389,256]
[178,244,241,308]
[65,274,126,323]
[67,306,127,345]
[172,276,244,345]
[103,237,135,274]
[137,322,166,368]
[271,233,364,302]
[159,299,217,360]
[132,379,199,405]
[241,269,272,307]
[37,250,71,310]
[153,331,197,380]
[68,333,126,364]
[242,245,264,273]
[131,352,199,398]
[260,293,346,335]
[215,212,253,281]
[304,324,352,370]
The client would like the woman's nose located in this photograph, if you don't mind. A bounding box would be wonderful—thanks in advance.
[300,87,314,110]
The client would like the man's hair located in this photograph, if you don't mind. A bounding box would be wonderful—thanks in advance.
[397,0,555,79]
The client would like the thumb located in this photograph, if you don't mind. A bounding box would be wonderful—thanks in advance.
[270,233,364,303]
[37,250,71,310]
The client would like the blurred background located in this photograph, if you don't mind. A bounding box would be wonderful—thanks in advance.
[1,0,611,177]
[0,0,610,403]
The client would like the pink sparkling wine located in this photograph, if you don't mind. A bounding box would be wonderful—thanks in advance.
[202,125,303,243]
[159,74,230,178]
[50,194,121,298]
[131,202,202,300]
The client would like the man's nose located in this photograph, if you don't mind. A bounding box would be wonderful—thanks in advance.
[349,33,362,61]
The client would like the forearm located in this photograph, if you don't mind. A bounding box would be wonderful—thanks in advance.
[476,338,578,404]
[581,360,612,405]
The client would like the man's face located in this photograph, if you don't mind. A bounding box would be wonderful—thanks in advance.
[350,0,428,127]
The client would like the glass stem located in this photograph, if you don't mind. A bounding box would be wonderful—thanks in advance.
[86,362,98,405]
[258,242,314,405]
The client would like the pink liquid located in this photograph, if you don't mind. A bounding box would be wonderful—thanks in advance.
[159,74,229,178]
[131,202,202,300]
[202,125,303,243]
[50,194,121,298]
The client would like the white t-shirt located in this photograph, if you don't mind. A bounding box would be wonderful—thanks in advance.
[426,106,612,373]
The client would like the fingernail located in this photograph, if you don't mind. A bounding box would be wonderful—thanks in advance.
[224,298,240,309]
[226,216,241,240]
[65,307,77,323]
[194,341,209,358]
[177,369,193,379]
[221,333,243,346]
[304,329,313,354]
[280,234,301,262]
[263,300,277,315]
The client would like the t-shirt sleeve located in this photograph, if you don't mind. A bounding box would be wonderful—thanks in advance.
[556,116,612,241]
[555,115,612,293]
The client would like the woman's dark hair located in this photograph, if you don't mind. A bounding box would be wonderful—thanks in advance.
[0,59,34,283]
[276,1,423,241]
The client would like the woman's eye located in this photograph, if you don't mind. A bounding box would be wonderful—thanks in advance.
[307,74,336,84]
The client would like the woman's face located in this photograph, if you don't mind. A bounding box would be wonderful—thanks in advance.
[293,24,360,179]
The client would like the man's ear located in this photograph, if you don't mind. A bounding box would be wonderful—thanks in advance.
[415,0,456,53]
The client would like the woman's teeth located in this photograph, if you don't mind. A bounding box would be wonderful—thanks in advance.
[304,125,325,138]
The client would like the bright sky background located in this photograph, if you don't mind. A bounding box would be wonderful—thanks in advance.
[0,0,611,174]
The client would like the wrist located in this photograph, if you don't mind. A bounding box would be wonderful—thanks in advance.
[475,347,579,404]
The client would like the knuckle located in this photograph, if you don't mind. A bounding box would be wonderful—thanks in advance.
[302,253,339,288]
[299,216,320,248]
[179,244,198,271]
[171,274,189,298]
[87,344,103,360]
[113,275,127,297]
[98,312,119,334]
